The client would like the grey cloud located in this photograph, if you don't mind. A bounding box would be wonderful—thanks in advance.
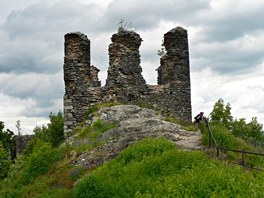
[3,2,105,39]
[104,0,210,31]
[0,72,64,117]
[0,42,63,74]
[0,1,105,74]
[190,38,264,74]
[196,9,264,43]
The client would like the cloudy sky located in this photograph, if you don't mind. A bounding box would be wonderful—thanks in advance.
[0,0,264,134]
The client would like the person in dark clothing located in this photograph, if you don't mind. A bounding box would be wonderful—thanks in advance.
[194,112,204,124]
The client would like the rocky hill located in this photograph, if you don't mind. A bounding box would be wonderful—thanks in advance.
[2,104,264,197]
[68,105,202,169]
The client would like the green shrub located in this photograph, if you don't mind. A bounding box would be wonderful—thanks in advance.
[0,141,12,180]
[35,189,74,198]
[75,138,264,197]
[202,124,249,150]
[19,140,60,185]
[31,111,64,148]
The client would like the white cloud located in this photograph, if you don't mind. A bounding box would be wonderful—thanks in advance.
[191,63,264,124]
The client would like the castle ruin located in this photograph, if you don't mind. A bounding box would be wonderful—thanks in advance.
[63,27,192,134]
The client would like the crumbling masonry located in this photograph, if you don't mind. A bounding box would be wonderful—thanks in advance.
[63,27,192,133]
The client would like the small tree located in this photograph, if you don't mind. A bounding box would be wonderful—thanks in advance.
[210,99,264,147]
[246,117,263,146]
[32,111,64,147]
[46,111,64,147]
[16,120,22,136]
[231,118,247,138]
[157,40,166,57]
[210,98,233,128]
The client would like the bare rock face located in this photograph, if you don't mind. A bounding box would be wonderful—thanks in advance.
[69,105,201,169]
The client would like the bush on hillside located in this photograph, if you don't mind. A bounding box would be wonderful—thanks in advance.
[18,140,60,185]
[0,121,15,160]
[75,138,264,197]
[0,142,12,180]
[25,111,64,156]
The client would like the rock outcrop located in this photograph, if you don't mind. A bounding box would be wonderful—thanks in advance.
[68,105,201,169]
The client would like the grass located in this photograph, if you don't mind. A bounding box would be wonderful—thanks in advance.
[75,138,264,197]
[2,136,264,197]
[76,119,118,146]
[85,102,123,118]
[165,115,198,131]
[201,123,264,169]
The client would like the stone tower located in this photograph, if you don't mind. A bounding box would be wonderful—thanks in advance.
[156,27,192,121]
[157,27,190,85]
[63,27,192,134]
[63,32,101,133]
[105,29,147,102]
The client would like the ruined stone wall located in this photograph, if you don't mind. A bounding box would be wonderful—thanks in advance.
[63,27,192,134]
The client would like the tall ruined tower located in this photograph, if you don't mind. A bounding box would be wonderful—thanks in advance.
[157,27,190,85]
[63,27,192,134]
[105,29,147,102]
[63,32,100,133]
[156,27,192,121]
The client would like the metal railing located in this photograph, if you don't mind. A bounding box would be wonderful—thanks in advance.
[205,119,264,171]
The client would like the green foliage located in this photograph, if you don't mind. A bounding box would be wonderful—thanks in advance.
[245,117,264,146]
[206,99,264,168]
[46,111,64,147]
[85,102,122,118]
[165,115,198,131]
[35,189,74,198]
[0,140,62,197]
[0,142,12,180]
[0,121,15,159]
[210,98,233,129]
[18,140,60,185]
[77,119,118,142]
[203,124,248,150]
[231,118,247,137]
[209,98,264,148]
[75,138,264,197]
[28,111,64,151]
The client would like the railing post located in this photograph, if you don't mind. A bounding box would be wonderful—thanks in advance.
[206,119,212,148]
[242,152,246,167]
[209,129,212,148]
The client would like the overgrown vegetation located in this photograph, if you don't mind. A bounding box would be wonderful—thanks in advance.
[74,118,118,153]
[0,122,15,181]
[209,98,264,147]
[201,98,264,168]
[85,102,122,118]
[0,142,12,180]
[0,121,15,160]
[1,101,264,197]
[0,110,119,197]
[76,138,264,197]
[32,111,64,147]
